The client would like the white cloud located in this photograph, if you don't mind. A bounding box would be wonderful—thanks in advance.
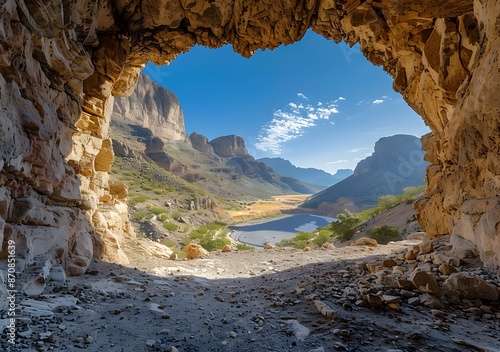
[372,99,384,104]
[382,95,388,99]
[338,96,346,101]
[326,160,349,165]
[255,96,340,154]
[347,147,370,153]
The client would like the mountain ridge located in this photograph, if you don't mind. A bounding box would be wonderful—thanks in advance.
[258,157,353,187]
[302,134,428,216]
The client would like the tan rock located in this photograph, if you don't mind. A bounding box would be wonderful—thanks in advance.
[222,245,232,253]
[352,237,378,246]
[322,242,335,250]
[438,263,457,275]
[410,270,443,297]
[443,273,499,301]
[313,300,337,318]
[382,259,397,267]
[264,243,273,250]
[182,243,208,260]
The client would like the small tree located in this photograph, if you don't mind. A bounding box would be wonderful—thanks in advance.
[330,210,360,242]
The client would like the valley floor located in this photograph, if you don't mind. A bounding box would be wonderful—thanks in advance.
[3,236,499,352]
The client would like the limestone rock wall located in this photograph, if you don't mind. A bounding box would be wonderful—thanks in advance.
[1,0,499,280]
[113,74,190,144]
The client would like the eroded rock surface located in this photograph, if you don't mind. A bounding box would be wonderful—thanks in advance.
[0,0,499,284]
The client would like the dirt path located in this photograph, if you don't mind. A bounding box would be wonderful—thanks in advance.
[4,236,499,352]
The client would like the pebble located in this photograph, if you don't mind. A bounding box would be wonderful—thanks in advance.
[228,331,237,338]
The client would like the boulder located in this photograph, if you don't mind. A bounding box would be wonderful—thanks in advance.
[410,270,443,297]
[443,273,499,301]
[182,243,208,260]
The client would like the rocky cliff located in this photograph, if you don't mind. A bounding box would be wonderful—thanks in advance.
[302,135,428,212]
[1,0,499,283]
[210,135,249,158]
[113,74,190,144]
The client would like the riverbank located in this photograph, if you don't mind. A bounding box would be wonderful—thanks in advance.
[229,213,336,248]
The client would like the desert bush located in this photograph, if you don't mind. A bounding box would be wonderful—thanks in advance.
[330,210,360,242]
[313,231,333,247]
[129,194,150,206]
[132,211,149,221]
[237,243,255,251]
[367,226,402,244]
[147,206,169,215]
[162,222,179,231]
[199,237,230,251]
[171,211,182,221]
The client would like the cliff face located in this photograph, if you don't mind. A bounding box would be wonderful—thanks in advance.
[113,74,190,144]
[303,135,428,211]
[210,135,249,158]
[1,0,499,283]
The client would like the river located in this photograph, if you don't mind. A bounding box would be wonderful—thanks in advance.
[229,213,337,248]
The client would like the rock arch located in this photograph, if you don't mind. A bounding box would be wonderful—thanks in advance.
[0,0,499,280]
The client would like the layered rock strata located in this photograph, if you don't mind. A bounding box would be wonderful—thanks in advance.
[113,74,190,144]
[0,0,499,281]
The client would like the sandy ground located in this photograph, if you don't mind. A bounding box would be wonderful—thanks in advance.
[3,235,499,352]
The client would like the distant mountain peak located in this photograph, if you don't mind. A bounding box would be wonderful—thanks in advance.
[301,134,427,215]
[258,157,353,187]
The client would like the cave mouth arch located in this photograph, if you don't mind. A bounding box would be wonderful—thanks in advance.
[1,0,499,279]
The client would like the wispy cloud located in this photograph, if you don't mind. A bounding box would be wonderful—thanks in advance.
[347,147,370,153]
[326,160,349,165]
[338,96,346,101]
[255,95,342,154]
[372,99,384,104]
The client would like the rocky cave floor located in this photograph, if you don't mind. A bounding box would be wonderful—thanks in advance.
[2,236,500,352]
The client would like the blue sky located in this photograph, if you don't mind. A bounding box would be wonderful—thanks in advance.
[143,30,430,174]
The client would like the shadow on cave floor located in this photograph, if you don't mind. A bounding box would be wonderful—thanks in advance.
[3,242,500,352]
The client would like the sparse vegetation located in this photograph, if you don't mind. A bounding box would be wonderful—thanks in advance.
[236,243,255,251]
[162,222,179,231]
[367,226,402,244]
[189,221,230,251]
[147,206,169,215]
[132,211,150,221]
[129,194,151,206]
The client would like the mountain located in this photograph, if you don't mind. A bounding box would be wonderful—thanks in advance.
[110,74,324,200]
[258,157,353,187]
[113,74,190,144]
[301,134,428,215]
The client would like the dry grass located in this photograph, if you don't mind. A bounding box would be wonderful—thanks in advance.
[227,194,309,222]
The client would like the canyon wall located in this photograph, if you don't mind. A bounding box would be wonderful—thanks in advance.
[0,0,499,283]
[113,74,190,144]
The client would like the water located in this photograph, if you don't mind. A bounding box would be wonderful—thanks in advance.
[229,213,337,248]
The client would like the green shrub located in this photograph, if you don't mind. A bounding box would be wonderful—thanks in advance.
[171,211,182,221]
[163,222,179,231]
[200,237,230,251]
[171,248,186,259]
[129,194,150,206]
[237,243,255,251]
[330,210,360,242]
[291,240,309,249]
[313,231,332,247]
[367,226,402,244]
[158,214,169,222]
[132,211,149,220]
[147,206,169,215]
